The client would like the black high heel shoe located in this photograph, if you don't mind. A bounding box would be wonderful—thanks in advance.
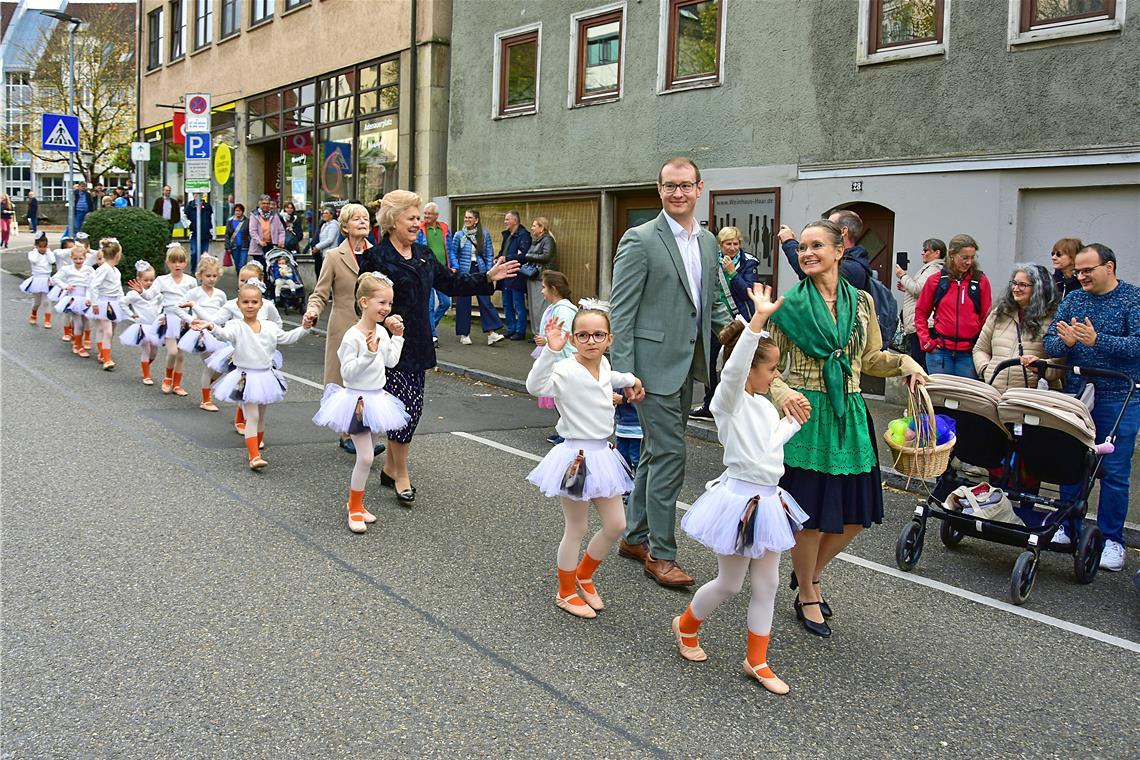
[790,571,833,619]
[793,596,831,638]
[380,471,396,488]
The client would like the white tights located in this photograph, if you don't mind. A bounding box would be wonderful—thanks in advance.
[689,551,782,635]
[92,317,113,348]
[140,342,158,365]
[241,403,266,439]
[349,432,383,491]
[164,337,183,373]
[31,293,45,312]
[201,364,218,393]
[558,496,626,572]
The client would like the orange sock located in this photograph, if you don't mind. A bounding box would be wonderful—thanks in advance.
[244,437,260,461]
[64,324,73,338]
[348,488,365,514]
[72,334,83,351]
[746,631,775,678]
[96,342,104,361]
[83,329,91,347]
[172,371,183,389]
[141,361,152,380]
[576,552,603,593]
[678,606,702,646]
[201,388,211,403]
[164,367,174,382]
[235,407,245,425]
[256,431,264,448]
[557,569,589,606]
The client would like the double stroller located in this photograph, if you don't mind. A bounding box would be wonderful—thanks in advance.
[265,247,306,313]
[895,359,1137,604]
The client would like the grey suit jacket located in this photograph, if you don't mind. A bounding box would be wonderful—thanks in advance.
[610,211,732,395]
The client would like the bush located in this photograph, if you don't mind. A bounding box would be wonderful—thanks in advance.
[81,207,172,279]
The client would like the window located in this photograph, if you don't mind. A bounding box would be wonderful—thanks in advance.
[40,176,66,202]
[356,59,399,115]
[284,0,309,9]
[493,25,541,117]
[147,8,164,69]
[1008,0,1124,44]
[660,0,724,92]
[858,0,948,64]
[251,0,274,25]
[221,0,240,37]
[169,0,186,61]
[571,6,624,106]
[194,0,213,49]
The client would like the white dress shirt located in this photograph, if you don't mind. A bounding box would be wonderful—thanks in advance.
[665,213,703,320]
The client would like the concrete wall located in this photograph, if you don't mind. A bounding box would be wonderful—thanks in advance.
[447,0,1140,196]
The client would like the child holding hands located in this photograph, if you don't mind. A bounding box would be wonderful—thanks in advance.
[84,238,127,370]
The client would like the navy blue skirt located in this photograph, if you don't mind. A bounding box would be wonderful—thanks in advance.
[778,404,884,534]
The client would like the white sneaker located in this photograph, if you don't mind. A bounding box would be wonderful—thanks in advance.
[1099,539,1126,572]
[487,331,505,346]
[1051,525,1072,546]
[459,335,472,345]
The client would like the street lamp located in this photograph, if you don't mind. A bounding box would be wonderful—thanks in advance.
[39,10,83,235]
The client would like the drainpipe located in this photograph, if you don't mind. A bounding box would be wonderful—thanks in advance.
[408,0,417,193]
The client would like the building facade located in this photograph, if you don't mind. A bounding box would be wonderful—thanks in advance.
[137,0,452,238]
[446,0,1140,302]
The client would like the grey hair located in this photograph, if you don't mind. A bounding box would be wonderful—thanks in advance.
[423,202,439,213]
[259,194,272,202]
[995,262,1057,340]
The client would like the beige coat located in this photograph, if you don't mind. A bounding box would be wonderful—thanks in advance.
[972,310,1063,392]
[899,259,943,334]
[306,240,361,386]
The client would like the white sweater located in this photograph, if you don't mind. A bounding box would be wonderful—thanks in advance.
[210,320,308,370]
[122,290,160,323]
[526,348,638,440]
[147,273,196,315]
[27,250,54,276]
[50,264,93,291]
[88,263,125,299]
[338,324,404,390]
[711,326,801,486]
[186,286,229,321]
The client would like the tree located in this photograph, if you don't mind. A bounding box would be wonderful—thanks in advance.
[14,4,136,183]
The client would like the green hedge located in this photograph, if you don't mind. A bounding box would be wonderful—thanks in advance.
[80,207,171,278]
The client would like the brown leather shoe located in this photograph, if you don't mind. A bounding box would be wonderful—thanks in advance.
[618,539,650,562]
[644,556,694,587]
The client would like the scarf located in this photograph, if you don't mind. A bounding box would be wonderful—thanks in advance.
[769,276,861,438]
[715,253,741,318]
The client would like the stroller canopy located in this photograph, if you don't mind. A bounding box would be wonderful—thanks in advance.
[997,388,1096,450]
[926,374,1009,439]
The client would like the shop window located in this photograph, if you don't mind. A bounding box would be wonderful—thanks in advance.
[858,0,947,65]
[660,0,723,92]
[147,8,164,70]
[194,0,213,50]
[571,6,624,106]
[494,25,541,118]
[1009,0,1123,44]
[251,0,274,25]
[357,57,399,116]
[221,0,240,38]
[169,0,186,61]
[317,123,354,206]
[357,115,398,205]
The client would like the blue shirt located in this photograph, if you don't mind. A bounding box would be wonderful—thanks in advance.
[75,193,89,212]
[1044,280,1140,403]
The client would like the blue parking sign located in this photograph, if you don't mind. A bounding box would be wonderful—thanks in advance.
[41,113,79,153]
[185,132,212,160]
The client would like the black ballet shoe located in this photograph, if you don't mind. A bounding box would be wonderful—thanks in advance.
[794,597,831,638]
[813,580,833,619]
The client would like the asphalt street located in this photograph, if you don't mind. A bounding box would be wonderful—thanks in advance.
[2,243,1138,758]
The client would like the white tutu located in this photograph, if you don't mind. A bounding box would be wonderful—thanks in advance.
[681,478,809,559]
[212,366,288,405]
[312,385,410,435]
[205,343,282,373]
[119,322,147,346]
[141,318,164,346]
[154,312,189,343]
[20,275,51,294]
[177,327,227,354]
[526,438,634,500]
[47,285,63,302]
[84,297,127,323]
[53,295,88,315]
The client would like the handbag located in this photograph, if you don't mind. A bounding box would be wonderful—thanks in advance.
[561,449,588,498]
[519,262,540,280]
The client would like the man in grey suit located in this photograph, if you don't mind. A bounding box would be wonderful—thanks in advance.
[610,157,732,586]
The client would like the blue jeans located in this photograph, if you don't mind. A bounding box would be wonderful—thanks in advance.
[428,289,451,337]
[503,288,527,336]
[926,347,977,379]
[230,247,248,271]
[1060,397,1139,544]
[616,436,641,472]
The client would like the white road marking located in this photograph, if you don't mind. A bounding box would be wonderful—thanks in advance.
[454,430,1140,655]
[279,370,323,390]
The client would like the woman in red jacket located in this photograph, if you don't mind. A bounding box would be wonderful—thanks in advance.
[914,234,992,378]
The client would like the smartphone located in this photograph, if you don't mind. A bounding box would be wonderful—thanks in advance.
[896,251,909,269]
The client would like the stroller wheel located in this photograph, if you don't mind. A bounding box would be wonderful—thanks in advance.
[895,521,925,571]
[1010,551,1038,605]
[939,519,964,548]
[1074,525,1103,585]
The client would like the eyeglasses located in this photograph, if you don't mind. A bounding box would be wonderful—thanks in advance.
[573,331,610,343]
[1074,264,1105,277]
[659,182,697,194]
[1009,281,1032,290]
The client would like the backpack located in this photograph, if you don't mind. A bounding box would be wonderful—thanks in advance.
[930,273,984,316]
[853,259,899,349]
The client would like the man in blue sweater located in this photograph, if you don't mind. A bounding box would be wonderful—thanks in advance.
[1044,243,1140,572]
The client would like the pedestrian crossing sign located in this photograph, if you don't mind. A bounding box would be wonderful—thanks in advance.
[41,113,80,153]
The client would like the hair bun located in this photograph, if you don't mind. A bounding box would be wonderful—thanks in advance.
[135,260,154,272]
[577,298,611,313]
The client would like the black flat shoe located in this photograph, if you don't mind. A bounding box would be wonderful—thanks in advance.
[373,442,386,456]
[339,438,357,455]
[791,571,832,618]
[794,597,831,638]
[380,471,396,488]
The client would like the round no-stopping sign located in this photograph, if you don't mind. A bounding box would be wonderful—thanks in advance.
[189,96,209,115]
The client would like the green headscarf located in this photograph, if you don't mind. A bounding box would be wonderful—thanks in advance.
[770,276,862,439]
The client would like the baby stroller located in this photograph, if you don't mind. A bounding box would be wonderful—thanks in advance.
[895,359,1137,605]
[266,247,306,313]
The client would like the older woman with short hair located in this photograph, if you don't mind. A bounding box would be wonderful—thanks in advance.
[362,190,519,503]
[973,262,1062,391]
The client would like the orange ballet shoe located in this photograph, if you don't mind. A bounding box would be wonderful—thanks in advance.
[43,314,52,329]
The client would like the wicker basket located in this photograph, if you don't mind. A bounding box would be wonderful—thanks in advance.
[885,384,955,479]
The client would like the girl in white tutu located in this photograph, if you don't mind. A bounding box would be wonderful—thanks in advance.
[190,281,309,471]
[49,237,74,341]
[177,255,228,412]
[120,261,161,384]
[672,284,809,695]
[84,238,127,371]
[21,231,54,328]
[129,244,195,397]
[525,302,645,619]
[50,245,94,358]
[313,272,409,533]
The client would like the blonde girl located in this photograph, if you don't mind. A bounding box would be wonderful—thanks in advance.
[21,231,54,328]
[129,243,195,395]
[190,282,310,470]
[177,255,229,411]
[313,273,410,532]
[51,246,94,357]
[525,303,645,619]
[120,261,161,384]
[84,238,127,370]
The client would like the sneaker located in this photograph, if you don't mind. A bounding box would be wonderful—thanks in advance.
[1100,539,1126,572]
[459,335,472,345]
[487,331,505,346]
[1051,525,1073,546]
[689,406,714,421]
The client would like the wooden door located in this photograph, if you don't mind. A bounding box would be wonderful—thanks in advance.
[613,190,661,255]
